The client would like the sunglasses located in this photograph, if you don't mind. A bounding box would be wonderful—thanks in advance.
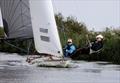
[67,42,72,43]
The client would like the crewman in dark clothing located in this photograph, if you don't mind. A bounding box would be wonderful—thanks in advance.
[91,40,103,51]
[77,34,104,55]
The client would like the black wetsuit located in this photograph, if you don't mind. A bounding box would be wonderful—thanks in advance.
[91,41,103,51]
[76,40,103,55]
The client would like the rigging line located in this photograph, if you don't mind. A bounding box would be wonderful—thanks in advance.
[9,23,32,34]
[4,41,28,53]
[8,0,21,27]
[7,0,15,23]
[20,0,31,19]
[3,0,5,18]
[0,1,3,8]
[3,1,5,17]
[9,1,22,27]
[4,0,8,20]
[9,2,28,30]
[22,13,31,20]
[21,0,30,10]
[9,22,31,34]
[4,0,8,21]
[0,2,3,18]
[6,0,13,25]
[9,26,32,38]
[5,0,10,22]
[1,1,5,16]
[9,9,31,32]
[7,0,16,23]
[9,2,31,25]
[9,30,28,36]
[21,9,30,16]
[11,17,31,31]
[0,37,33,40]
[0,1,3,15]
[20,0,24,35]
[2,0,5,17]
[8,36,33,40]
[8,0,20,20]
[3,1,6,19]
[0,0,1,6]
[15,22,32,31]
[10,15,31,32]
[9,13,24,32]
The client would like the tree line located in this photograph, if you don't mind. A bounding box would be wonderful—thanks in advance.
[0,13,120,64]
[55,13,120,64]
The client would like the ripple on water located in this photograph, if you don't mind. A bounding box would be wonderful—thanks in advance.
[0,53,120,83]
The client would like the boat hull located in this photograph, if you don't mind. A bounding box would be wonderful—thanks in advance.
[37,60,71,68]
[27,56,75,68]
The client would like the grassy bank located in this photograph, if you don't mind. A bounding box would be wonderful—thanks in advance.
[0,14,120,64]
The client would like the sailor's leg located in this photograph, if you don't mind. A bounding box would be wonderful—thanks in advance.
[79,47,90,54]
[70,49,81,59]
[70,47,90,59]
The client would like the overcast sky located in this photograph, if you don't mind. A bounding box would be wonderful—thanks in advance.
[52,0,120,31]
[0,0,120,31]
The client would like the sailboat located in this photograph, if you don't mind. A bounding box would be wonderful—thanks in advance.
[27,0,72,67]
[0,0,72,67]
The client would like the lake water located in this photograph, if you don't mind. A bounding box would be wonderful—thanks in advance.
[0,52,120,83]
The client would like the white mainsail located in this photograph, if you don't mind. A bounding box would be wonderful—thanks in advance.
[29,0,63,57]
[0,8,3,27]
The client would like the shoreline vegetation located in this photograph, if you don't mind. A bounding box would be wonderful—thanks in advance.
[0,13,120,64]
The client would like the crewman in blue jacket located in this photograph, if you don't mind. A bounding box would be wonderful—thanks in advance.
[64,38,76,57]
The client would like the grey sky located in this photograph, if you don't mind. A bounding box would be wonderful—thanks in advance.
[0,0,120,31]
[52,0,120,31]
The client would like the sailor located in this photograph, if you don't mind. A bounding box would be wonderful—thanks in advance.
[64,38,76,57]
[78,34,104,54]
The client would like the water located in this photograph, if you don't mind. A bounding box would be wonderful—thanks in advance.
[0,53,120,83]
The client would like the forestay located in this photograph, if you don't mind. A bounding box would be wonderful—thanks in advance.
[29,0,63,57]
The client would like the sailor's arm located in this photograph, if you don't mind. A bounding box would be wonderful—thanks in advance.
[66,45,76,54]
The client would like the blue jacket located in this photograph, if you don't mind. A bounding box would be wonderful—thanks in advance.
[64,44,76,57]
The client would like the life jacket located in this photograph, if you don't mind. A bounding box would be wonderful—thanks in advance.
[66,44,71,50]
[64,44,77,56]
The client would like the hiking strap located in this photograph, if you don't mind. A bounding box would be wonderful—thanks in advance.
[89,48,102,54]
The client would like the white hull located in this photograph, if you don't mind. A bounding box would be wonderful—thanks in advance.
[37,60,71,68]
[27,56,75,68]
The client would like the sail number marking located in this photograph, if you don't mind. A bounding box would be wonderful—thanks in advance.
[40,28,48,33]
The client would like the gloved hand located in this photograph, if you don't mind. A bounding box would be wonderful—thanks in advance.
[66,49,69,52]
